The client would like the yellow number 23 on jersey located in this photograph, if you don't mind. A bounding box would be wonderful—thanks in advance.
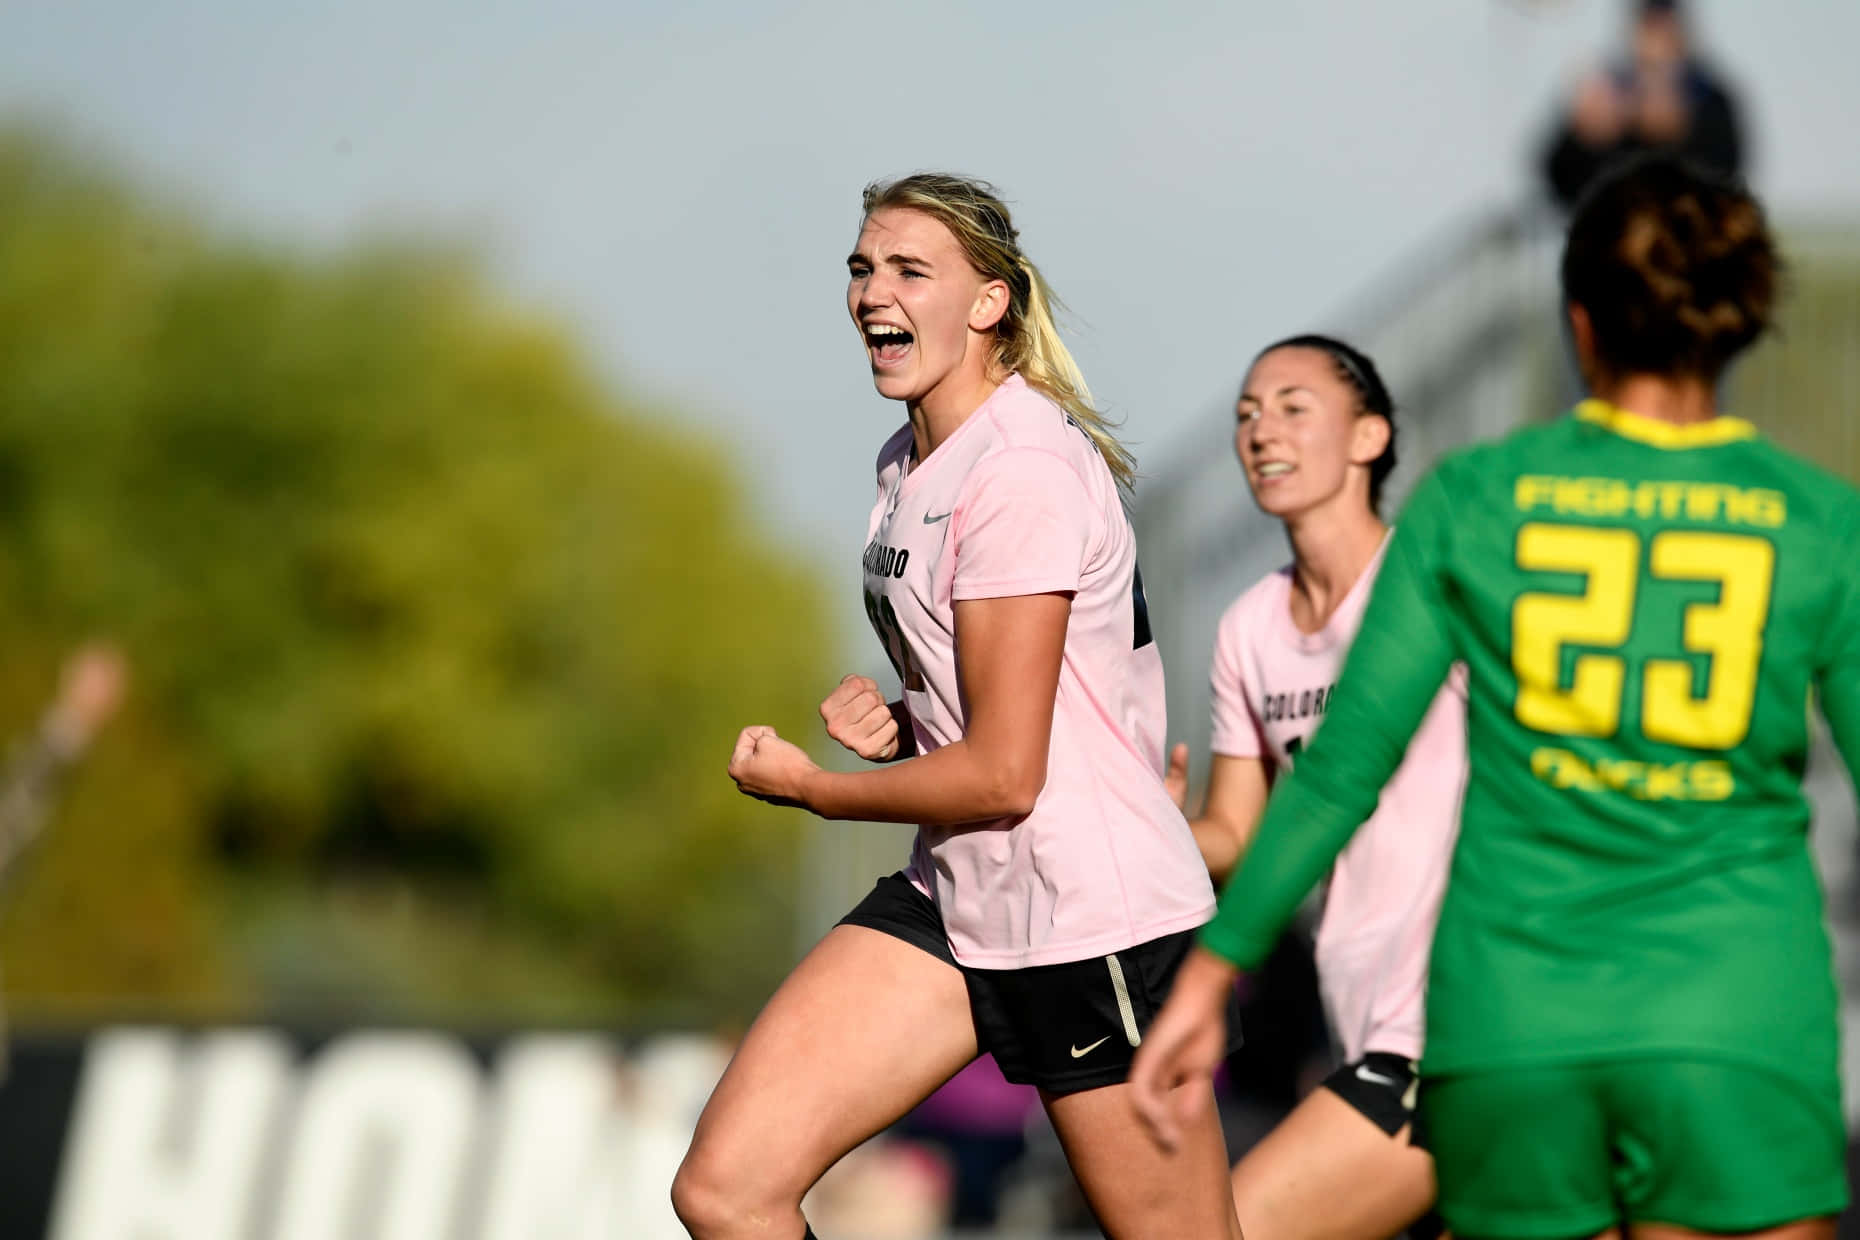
[1511,523,1774,747]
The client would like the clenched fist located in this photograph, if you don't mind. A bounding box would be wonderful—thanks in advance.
[729,725,820,808]
[820,674,905,762]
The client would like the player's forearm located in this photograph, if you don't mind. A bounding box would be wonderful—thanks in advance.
[1189,812,1256,886]
[1189,817,1238,884]
[802,738,1041,825]
[1201,703,1440,967]
[1199,770,1366,966]
[1175,944,1240,1009]
[1202,512,1455,967]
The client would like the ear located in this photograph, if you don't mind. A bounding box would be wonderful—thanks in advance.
[969,279,1010,333]
[1349,412,1391,468]
[1567,302,1601,385]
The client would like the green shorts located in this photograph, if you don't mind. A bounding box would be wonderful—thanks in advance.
[1421,1058,1847,1239]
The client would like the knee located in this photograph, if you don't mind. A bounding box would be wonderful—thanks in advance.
[670,1152,729,1236]
[671,1146,768,1239]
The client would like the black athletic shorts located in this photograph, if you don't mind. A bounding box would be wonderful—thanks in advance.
[840,871,1243,1094]
[1323,1053,1445,1240]
[1322,1051,1420,1137]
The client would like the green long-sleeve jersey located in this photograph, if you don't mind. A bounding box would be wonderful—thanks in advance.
[1201,400,1860,1082]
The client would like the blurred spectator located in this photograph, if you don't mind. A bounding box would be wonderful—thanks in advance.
[0,643,127,1076]
[0,644,128,887]
[1540,0,1745,210]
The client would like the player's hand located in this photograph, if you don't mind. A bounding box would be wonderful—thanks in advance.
[1129,947,1236,1153]
[1163,742,1190,812]
[820,674,900,761]
[729,726,821,808]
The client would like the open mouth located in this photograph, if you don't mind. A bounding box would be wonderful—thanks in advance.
[1254,462,1295,483]
[864,322,914,367]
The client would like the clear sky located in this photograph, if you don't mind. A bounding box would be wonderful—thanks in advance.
[5,0,1858,662]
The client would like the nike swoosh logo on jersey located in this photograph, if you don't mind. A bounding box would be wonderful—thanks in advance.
[1070,1036,1111,1059]
[1355,1064,1401,1088]
[922,510,952,524]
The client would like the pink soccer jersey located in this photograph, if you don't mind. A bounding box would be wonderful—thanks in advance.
[863,375,1215,970]
[1209,539,1468,1062]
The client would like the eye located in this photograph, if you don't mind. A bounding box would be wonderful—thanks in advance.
[899,268,926,280]
[1236,406,1259,423]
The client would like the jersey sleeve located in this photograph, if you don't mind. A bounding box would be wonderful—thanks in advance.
[1813,499,1860,787]
[1209,607,1267,758]
[1199,464,1463,969]
[950,448,1093,601]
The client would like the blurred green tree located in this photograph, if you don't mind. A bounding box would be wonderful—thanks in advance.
[0,128,833,1027]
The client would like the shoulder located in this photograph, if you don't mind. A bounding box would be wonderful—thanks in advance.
[1405,420,1575,511]
[1456,419,1576,474]
[1216,569,1292,644]
[1734,437,1860,536]
[1739,436,1860,498]
[1403,435,1514,497]
[961,383,1100,501]
[978,380,1095,470]
[875,423,913,479]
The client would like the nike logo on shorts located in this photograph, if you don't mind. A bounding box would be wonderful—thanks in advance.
[1070,1036,1111,1059]
[1355,1063,1402,1088]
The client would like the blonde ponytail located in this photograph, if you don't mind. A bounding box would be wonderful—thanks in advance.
[860,173,1138,492]
[1010,257,1136,491]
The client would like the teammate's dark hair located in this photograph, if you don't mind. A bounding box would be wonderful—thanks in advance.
[1255,334,1399,513]
[1561,154,1779,383]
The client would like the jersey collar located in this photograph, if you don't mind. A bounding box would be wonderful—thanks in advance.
[1574,399,1758,449]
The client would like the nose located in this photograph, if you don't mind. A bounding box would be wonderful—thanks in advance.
[855,270,894,315]
[1243,410,1281,451]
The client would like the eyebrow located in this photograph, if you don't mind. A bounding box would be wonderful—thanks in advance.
[846,251,934,270]
[1237,385,1319,404]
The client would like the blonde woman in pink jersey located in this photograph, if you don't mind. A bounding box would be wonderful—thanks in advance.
[670,174,1243,1240]
[1164,336,1468,1240]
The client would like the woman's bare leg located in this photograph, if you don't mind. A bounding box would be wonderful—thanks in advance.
[671,926,977,1239]
[1044,1078,1245,1240]
[1228,1085,1434,1240]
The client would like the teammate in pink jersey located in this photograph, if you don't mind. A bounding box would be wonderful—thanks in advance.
[1163,336,1468,1240]
[671,174,1242,1240]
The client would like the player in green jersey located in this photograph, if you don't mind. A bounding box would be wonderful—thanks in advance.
[1132,154,1853,1240]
